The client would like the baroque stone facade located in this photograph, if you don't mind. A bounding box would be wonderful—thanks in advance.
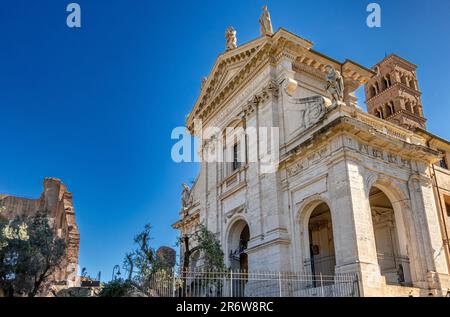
[0,178,80,290]
[173,12,450,297]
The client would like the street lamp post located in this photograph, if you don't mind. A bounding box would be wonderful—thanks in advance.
[112,265,121,281]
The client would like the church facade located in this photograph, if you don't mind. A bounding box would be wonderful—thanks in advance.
[173,8,450,297]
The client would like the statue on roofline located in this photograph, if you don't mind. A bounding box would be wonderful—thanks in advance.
[225,27,237,51]
[325,65,344,106]
[201,77,207,90]
[181,183,192,210]
[259,5,273,36]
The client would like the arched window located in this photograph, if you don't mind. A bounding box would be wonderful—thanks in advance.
[370,86,377,98]
[375,82,380,94]
[380,79,387,91]
[388,102,395,116]
[385,104,392,117]
[405,101,412,113]
[401,75,408,86]
[385,74,392,88]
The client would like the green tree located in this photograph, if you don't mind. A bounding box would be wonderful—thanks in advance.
[120,224,172,293]
[0,209,66,297]
[181,225,225,272]
[98,279,133,298]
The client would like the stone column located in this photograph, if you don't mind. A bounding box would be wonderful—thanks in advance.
[343,78,360,109]
[408,173,450,291]
[328,157,382,296]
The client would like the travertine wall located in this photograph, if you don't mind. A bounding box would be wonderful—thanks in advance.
[0,178,80,289]
[174,29,450,296]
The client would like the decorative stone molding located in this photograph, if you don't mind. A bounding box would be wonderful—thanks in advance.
[188,29,373,132]
[225,204,246,221]
[356,141,412,170]
[353,110,425,146]
[283,95,332,134]
[287,145,331,177]
[242,80,279,116]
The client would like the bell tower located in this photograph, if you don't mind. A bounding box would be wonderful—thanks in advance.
[364,54,426,130]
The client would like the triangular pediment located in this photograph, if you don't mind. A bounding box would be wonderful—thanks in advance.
[209,60,246,99]
[194,36,268,111]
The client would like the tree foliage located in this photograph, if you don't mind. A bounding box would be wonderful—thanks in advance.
[182,225,225,272]
[122,224,172,282]
[0,209,66,297]
[100,223,173,297]
[98,279,134,298]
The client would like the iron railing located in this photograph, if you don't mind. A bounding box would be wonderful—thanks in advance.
[304,255,336,278]
[147,269,359,298]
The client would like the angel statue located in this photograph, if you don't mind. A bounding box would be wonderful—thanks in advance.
[225,27,237,51]
[325,65,344,106]
[259,5,273,36]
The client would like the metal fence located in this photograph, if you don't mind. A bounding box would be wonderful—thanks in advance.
[147,269,359,298]
[304,255,336,277]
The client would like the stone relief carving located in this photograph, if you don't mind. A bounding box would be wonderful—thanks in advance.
[225,204,246,221]
[356,141,412,170]
[287,146,331,177]
[225,27,237,51]
[259,5,273,36]
[325,65,344,107]
[288,137,413,178]
[285,95,331,133]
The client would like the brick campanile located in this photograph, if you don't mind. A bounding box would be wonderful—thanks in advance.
[364,54,426,130]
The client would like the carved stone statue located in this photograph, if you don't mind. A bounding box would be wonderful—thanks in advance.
[201,77,207,90]
[225,27,237,51]
[181,183,192,209]
[259,5,273,36]
[325,65,344,106]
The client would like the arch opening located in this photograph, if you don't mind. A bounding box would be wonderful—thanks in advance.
[304,202,336,277]
[227,220,250,272]
[369,186,412,286]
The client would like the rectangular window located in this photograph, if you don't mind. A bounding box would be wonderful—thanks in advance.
[446,202,450,218]
[232,143,241,171]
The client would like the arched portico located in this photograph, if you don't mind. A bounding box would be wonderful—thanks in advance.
[298,197,336,277]
[226,218,250,271]
[368,181,414,286]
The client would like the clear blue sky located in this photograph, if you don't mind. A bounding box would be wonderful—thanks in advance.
[0,0,449,280]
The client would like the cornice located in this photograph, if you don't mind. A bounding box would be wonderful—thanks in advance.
[186,28,373,132]
[374,54,417,71]
[366,82,422,104]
